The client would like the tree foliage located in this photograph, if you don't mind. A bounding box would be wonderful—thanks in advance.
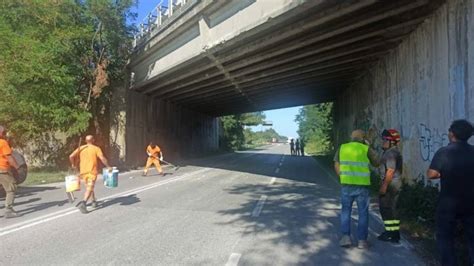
[240,111,266,126]
[244,128,287,147]
[295,103,334,154]
[220,112,266,150]
[0,0,136,160]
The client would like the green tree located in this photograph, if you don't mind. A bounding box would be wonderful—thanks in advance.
[0,0,135,164]
[295,103,334,154]
[240,111,266,126]
[220,112,266,150]
[244,128,287,147]
[220,115,244,150]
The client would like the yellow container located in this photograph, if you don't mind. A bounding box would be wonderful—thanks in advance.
[65,175,80,192]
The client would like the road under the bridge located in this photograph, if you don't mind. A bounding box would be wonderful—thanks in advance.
[0,145,423,265]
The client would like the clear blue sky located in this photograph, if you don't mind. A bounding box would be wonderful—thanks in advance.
[132,1,167,24]
[133,1,301,138]
[269,107,301,138]
[251,107,301,138]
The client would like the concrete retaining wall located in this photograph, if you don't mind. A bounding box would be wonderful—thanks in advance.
[334,0,474,182]
[111,89,219,168]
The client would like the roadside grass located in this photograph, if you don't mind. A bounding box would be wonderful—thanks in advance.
[23,168,68,186]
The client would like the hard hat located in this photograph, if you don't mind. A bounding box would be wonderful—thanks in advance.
[382,129,401,142]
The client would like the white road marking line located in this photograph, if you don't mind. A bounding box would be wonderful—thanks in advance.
[275,168,280,174]
[252,195,267,217]
[269,177,276,185]
[279,162,283,167]
[0,210,79,237]
[225,253,241,266]
[0,168,211,237]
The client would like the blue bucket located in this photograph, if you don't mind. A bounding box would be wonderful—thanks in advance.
[103,168,119,188]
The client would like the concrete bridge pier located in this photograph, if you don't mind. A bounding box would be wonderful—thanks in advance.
[109,87,219,168]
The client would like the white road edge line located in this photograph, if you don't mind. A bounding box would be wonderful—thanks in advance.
[269,177,276,185]
[252,195,267,217]
[0,168,211,237]
[225,253,242,266]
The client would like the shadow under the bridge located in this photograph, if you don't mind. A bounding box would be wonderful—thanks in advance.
[174,148,334,186]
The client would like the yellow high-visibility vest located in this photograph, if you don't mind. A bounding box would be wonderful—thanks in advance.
[339,142,370,185]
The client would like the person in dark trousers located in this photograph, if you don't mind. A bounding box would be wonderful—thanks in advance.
[300,139,305,156]
[334,129,379,249]
[427,119,474,266]
[295,139,301,156]
[290,139,295,155]
[377,129,403,243]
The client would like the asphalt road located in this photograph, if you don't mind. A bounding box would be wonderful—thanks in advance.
[0,144,423,265]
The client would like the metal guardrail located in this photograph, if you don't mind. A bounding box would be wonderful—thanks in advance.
[133,0,197,48]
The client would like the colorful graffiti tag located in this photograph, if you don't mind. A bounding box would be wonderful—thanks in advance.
[419,124,449,161]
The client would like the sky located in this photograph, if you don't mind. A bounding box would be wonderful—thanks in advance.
[132,1,301,138]
[132,1,167,24]
[251,107,301,138]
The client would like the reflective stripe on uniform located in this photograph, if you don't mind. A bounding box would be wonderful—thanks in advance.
[340,161,369,167]
[339,171,370,177]
[339,142,371,185]
[384,220,400,231]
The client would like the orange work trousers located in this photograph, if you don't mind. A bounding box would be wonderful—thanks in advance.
[144,157,162,174]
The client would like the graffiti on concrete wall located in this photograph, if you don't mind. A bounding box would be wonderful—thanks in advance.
[419,123,449,161]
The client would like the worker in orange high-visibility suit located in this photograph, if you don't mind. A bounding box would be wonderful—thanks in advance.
[69,135,112,214]
[143,142,164,176]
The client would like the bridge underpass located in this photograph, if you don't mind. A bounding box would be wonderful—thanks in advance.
[129,0,443,115]
[111,0,474,181]
[3,1,474,264]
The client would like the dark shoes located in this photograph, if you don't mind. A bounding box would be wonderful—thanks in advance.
[377,231,400,243]
[91,201,98,208]
[76,201,89,214]
[4,207,19,219]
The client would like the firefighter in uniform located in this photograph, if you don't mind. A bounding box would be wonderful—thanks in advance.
[378,129,403,243]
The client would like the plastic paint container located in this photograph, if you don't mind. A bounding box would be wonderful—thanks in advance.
[103,167,119,188]
[65,175,80,192]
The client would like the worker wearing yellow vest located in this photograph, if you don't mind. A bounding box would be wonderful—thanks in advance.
[334,129,379,249]
[378,129,403,243]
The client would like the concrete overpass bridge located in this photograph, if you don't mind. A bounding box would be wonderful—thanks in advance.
[112,0,474,181]
[129,0,442,115]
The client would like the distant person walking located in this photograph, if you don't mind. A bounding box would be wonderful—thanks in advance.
[295,139,301,156]
[300,139,305,156]
[334,129,379,249]
[143,141,164,176]
[0,125,20,218]
[290,139,295,155]
[69,135,112,214]
[427,120,474,266]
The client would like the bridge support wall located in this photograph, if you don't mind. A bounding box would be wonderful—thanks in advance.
[110,89,219,168]
[334,0,474,182]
